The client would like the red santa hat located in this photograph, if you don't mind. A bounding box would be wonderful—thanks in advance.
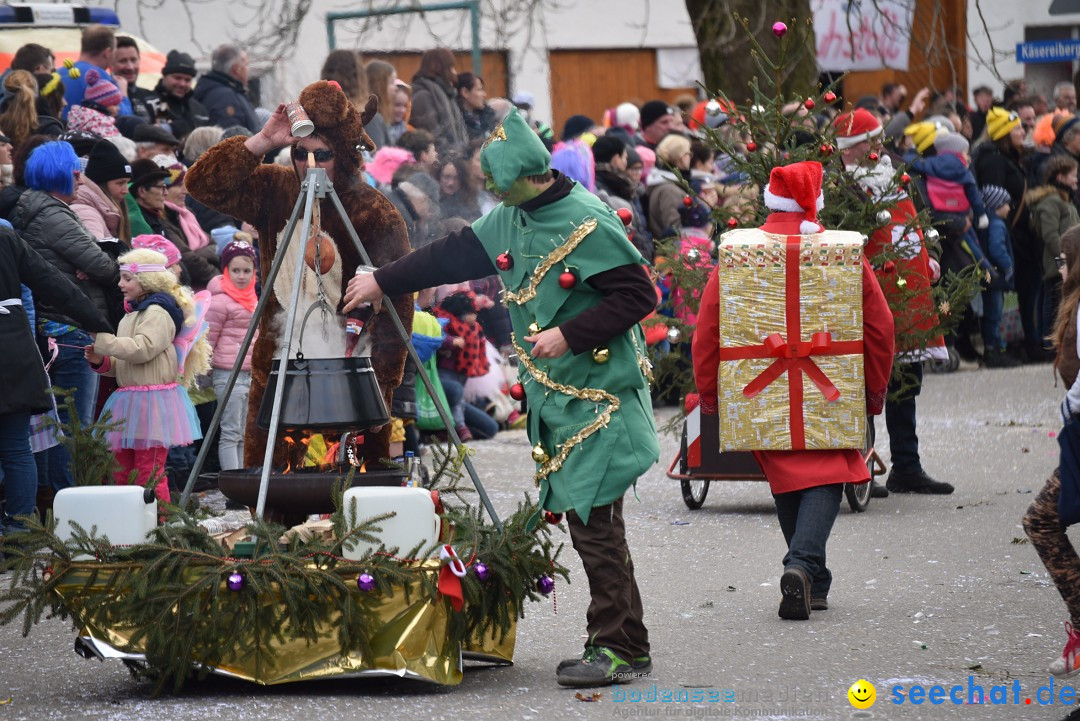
[763,161,825,234]
[832,108,883,149]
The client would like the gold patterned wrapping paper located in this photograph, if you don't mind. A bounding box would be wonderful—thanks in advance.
[54,562,515,686]
[716,229,866,451]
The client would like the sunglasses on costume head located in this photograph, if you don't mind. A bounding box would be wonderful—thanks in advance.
[292,146,334,163]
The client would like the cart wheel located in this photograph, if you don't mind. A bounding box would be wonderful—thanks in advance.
[681,478,710,509]
[929,347,959,374]
[845,481,871,512]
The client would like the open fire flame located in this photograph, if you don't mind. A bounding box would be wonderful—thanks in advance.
[281,431,364,474]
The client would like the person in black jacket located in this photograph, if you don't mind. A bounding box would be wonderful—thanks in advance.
[193,44,259,133]
[111,35,158,125]
[0,222,111,533]
[972,107,1046,361]
[152,50,209,141]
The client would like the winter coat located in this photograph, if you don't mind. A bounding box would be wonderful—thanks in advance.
[1028,185,1080,280]
[0,223,110,415]
[153,81,209,140]
[7,189,119,328]
[192,70,259,133]
[206,274,256,371]
[408,74,466,152]
[93,303,180,387]
[645,168,685,239]
[72,178,124,244]
[978,215,1015,277]
[909,153,988,222]
[66,104,119,138]
[127,84,158,124]
[458,99,495,142]
[971,140,1037,267]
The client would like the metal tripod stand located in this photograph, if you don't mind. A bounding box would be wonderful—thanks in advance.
[179,165,502,529]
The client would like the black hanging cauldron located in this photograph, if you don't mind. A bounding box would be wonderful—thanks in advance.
[257,301,388,431]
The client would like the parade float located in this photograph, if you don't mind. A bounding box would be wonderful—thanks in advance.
[0,158,567,693]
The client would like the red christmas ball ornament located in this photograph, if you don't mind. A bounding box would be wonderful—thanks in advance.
[819,143,834,156]
[682,195,693,208]
[803,98,815,111]
[495,252,513,271]
[900,173,911,185]
[771,21,788,38]
[544,511,564,525]
[868,152,880,161]
[746,141,758,152]
[823,91,837,103]
[616,207,633,226]
[558,270,577,289]
[882,261,897,273]
[509,382,526,401]
[726,218,738,229]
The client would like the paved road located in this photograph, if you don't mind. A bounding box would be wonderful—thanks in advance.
[1,363,1077,720]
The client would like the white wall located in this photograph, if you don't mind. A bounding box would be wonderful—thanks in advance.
[967,0,1080,104]
[102,0,696,125]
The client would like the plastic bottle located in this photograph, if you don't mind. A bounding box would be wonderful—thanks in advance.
[403,451,415,487]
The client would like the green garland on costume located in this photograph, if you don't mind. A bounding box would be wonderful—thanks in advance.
[0,416,568,694]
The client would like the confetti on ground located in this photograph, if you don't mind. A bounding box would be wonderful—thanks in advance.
[575,692,602,702]
[0,697,11,706]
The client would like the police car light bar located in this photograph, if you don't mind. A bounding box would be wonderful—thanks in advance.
[0,4,121,26]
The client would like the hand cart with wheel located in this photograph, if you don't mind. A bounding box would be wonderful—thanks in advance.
[666,406,888,512]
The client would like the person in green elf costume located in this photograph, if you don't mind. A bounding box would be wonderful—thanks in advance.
[345,108,659,688]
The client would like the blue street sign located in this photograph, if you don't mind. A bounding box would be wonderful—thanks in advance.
[1017,39,1080,63]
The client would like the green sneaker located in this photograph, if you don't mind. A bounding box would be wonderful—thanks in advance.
[556,645,598,674]
[556,646,632,687]
[632,654,652,675]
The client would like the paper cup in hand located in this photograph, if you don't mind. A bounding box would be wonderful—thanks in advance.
[286,101,314,138]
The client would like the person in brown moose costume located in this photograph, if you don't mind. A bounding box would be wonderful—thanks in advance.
[186,80,413,470]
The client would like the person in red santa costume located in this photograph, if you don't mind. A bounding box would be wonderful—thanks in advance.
[692,161,895,619]
[834,108,955,497]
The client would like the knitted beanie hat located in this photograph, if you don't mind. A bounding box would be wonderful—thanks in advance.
[83,69,122,108]
[985,107,1021,141]
[980,184,1010,213]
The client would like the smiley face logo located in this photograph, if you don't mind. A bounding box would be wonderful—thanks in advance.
[848,679,876,709]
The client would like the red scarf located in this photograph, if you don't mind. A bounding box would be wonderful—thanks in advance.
[221,273,257,312]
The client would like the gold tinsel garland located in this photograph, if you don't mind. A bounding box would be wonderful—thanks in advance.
[503,218,598,306]
[511,336,620,486]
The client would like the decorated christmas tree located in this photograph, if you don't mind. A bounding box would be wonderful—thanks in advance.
[651,14,983,403]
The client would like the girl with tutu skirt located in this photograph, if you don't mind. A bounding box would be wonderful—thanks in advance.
[84,248,211,503]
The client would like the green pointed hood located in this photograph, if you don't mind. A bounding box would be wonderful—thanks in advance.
[480,108,551,193]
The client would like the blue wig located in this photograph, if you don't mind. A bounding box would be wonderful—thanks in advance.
[25,141,79,196]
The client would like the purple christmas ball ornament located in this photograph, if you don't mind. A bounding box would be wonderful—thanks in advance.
[226,571,244,592]
[474,562,490,582]
[772,21,788,38]
[537,575,555,596]
[357,573,376,592]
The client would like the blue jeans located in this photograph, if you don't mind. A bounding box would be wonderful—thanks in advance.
[981,289,1005,353]
[35,330,98,491]
[438,369,500,439]
[772,484,843,597]
[0,413,36,533]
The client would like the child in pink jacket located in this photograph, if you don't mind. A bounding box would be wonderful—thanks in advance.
[206,240,257,470]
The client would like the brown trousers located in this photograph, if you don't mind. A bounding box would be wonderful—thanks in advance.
[566,497,649,662]
[1024,470,1080,625]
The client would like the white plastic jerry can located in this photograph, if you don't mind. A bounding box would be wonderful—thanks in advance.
[341,486,440,560]
[53,486,157,550]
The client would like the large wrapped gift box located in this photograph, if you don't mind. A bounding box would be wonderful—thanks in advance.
[715,229,866,451]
